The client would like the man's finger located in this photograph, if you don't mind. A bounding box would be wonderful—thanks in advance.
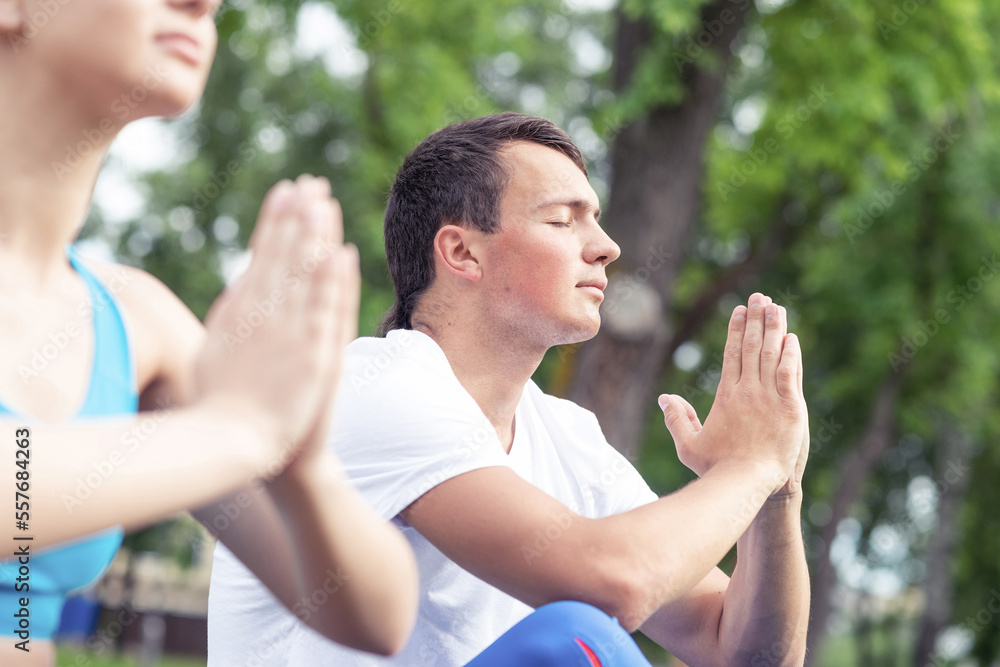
[740,293,766,384]
[719,305,748,387]
[760,303,783,390]
[658,394,700,447]
[673,394,703,433]
[797,329,805,400]
[776,333,800,399]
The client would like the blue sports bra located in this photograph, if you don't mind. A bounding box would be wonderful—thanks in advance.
[0,246,138,640]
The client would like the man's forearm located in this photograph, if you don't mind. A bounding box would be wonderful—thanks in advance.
[595,460,789,629]
[720,492,809,665]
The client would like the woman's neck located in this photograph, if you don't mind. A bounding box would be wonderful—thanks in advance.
[0,64,118,288]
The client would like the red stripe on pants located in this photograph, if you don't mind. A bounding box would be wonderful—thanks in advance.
[575,638,602,666]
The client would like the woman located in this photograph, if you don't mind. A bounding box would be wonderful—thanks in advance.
[0,0,417,664]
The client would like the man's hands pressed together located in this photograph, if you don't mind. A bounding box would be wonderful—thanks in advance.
[659,292,810,497]
[643,291,811,666]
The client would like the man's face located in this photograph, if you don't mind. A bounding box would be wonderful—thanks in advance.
[479,141,621,347]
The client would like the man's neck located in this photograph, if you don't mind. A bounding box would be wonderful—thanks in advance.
[413,318,546,454]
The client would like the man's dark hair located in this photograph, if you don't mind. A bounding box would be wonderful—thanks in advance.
[377,112,587,335]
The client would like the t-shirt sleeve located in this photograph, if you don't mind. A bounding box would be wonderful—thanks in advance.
[524,383,659,518]
[589,435,660,516]
[207,542,299,667]
[326,334,512,521]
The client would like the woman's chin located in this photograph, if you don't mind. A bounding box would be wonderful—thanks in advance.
[144,89,203,120]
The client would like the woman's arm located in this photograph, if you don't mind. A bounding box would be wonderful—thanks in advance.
[196,451,418,656]
[165,176,417,654]
[2,403,277,551]
[1,178,349,552]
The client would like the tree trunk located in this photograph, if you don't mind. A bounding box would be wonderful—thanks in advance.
[660,195,803,373]
[914,421,971,665]
[567,0,751,461]
[806,373,904,664]
[856,590,876,667]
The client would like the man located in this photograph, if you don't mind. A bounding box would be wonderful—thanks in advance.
[208,113,810,666]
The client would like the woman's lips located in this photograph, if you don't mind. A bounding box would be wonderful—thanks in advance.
[156,33,202,66]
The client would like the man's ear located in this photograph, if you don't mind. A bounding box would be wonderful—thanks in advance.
[0,0,24,35]
[433,224,482,283]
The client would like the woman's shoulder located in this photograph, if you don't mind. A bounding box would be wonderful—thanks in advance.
[80,258,173,307]
[79,258,198,329]
[78,257,204,396]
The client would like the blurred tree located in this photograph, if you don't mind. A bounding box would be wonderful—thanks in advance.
[564,0,754,464]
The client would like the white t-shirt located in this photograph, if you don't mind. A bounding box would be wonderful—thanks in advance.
[207,330,659,667]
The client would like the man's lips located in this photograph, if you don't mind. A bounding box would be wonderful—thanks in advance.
[156,33,202,66]
[577,280,607,298]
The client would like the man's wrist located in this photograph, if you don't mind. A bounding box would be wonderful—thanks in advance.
[751,489,803,533]
[767,486,804,504]
[707,458,788,494]
[763,488,804,514]
[739,487,803,553]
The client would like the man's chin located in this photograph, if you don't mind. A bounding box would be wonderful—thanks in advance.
[554,317,601,346]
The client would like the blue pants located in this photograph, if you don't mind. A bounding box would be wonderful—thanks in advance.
[465,601,653,666]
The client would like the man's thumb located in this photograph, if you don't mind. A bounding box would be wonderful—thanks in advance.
[658,394,696,443]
